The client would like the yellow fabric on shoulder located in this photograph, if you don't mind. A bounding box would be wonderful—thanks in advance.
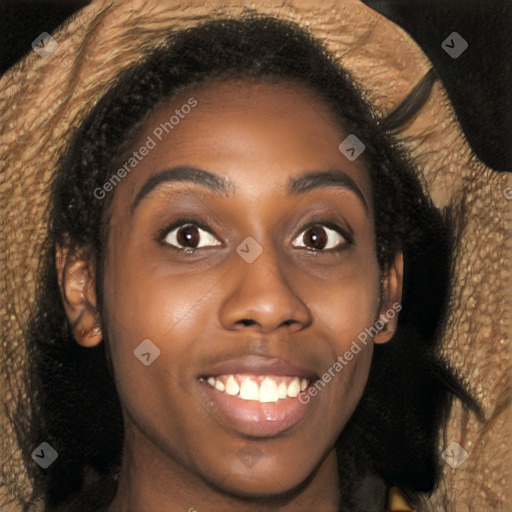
[387,486,417,511]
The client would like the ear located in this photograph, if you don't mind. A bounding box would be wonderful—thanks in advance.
[56,244,103,347]
[373,250,403,344]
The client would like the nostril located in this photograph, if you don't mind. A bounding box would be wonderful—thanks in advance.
[240,319,256,327]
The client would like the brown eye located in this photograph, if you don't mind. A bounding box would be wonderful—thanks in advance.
[292,224,348,251]
[176,224,200,248]
[163,223,222,250]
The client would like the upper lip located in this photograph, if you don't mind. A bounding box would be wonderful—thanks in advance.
[199,355,319,379]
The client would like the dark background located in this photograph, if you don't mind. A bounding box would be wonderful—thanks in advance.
[1,0,511,172]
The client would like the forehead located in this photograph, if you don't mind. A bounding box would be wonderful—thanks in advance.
[114,79,373,214]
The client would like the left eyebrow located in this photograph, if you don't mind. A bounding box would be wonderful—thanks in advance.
[286,169,369,212]
[130,165,369,216]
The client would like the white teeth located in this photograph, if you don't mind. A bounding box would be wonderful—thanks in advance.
[214,379,225,392]
[277,381,288,399]
[287,377,300,397]
[203,374,310,402]
[239,378,259,400]
[259,377,279,402]
[225,375,240,396]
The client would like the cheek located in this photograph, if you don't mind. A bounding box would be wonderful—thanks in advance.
[100,252,218,457]
[100,236,224,402]
[320,344,373,414]
[288,253,380,427]
[101,246,215,376]
[300,255,381,348]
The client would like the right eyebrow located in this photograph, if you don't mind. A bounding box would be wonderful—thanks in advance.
[130,166,234,216]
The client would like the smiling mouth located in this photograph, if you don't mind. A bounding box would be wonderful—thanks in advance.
[199,374,313,403]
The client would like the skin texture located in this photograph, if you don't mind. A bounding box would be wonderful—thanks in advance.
[57,80,403,512]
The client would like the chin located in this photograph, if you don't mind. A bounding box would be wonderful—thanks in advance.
[204,456,316,499]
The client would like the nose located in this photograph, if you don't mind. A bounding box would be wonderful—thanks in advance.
[218,240,312,335]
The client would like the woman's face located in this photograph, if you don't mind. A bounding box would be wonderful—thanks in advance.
[65,79,402,505]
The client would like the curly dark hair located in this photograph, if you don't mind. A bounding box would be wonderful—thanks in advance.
[11,13,482,512]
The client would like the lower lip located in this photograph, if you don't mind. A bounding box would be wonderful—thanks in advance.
[197,379,316,437]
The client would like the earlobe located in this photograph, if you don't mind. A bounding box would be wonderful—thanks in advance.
[73,321,103,347]
[56,244,103,347]
[374,250,403,344]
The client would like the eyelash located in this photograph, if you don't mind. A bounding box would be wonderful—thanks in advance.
[157,215,354,255]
